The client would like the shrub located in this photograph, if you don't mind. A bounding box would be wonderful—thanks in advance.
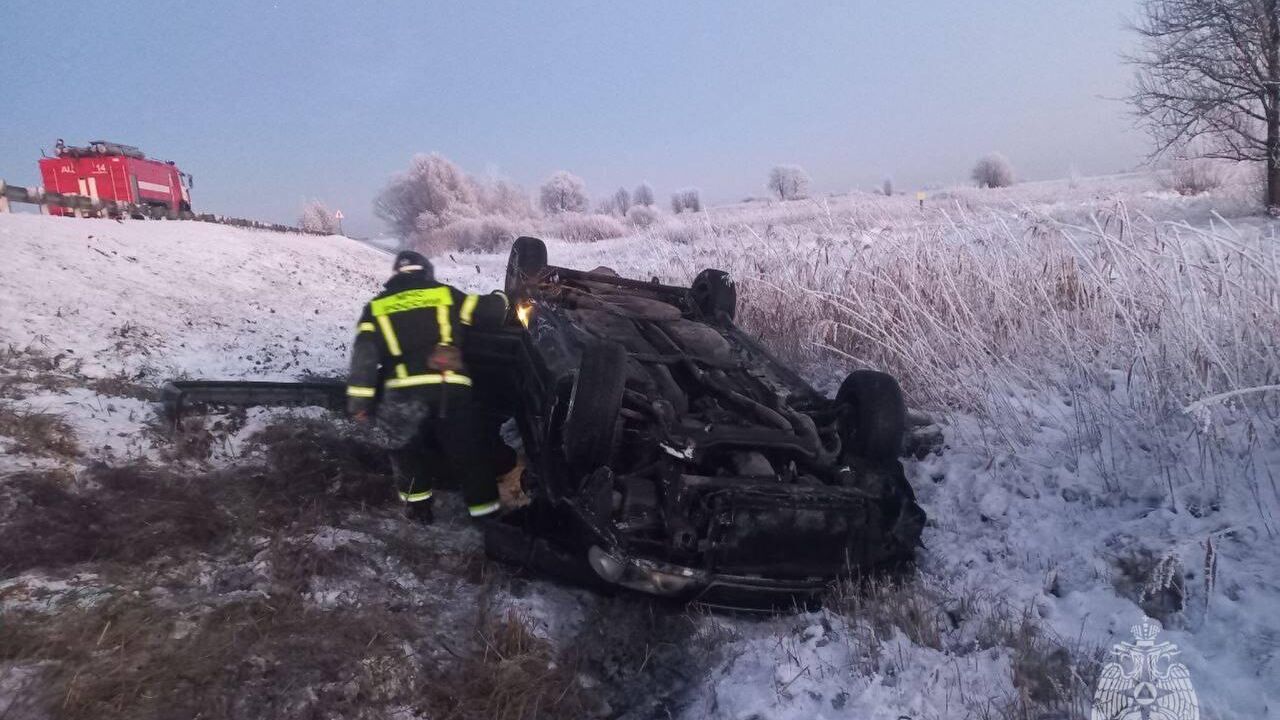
[420,215,522,254]
[768,165,810,200]
[298,200,340,234]
[1161,158,1226,196]
[626,204,660,229]
[670,188,701,214]
[539,171,589,214]
[546,213,626,243]
[633,182,655,207]
[476,178,534,218]
[972,153,1016,188]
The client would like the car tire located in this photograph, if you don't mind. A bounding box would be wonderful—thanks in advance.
[505,236,548,298]
[691,269,736,322]
[837,370,907,462]
[563,341,627,473]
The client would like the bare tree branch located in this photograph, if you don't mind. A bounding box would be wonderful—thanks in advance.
[1128,0,1280,208]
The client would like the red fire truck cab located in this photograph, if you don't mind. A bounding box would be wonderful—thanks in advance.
[38,140,193,218]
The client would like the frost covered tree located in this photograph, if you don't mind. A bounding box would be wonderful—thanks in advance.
[768,165,810,200]
[539,171,589,214]
[1128,0,1280,210]
[680,188,701,212]
[633,182,655,207]
[298,200,340,234]
[882,178,895,196]
[670,188,701,213]
[476,178,533,218]
[613,187,632,216]
[971,153,1016,188]
[374,153,477,238]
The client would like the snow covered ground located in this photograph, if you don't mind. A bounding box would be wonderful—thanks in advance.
[1,172,1277,719]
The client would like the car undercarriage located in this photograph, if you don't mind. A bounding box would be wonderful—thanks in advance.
[469,237,927,607]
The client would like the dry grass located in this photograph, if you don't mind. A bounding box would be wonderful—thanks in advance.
[0,466,229,578]
[831,576,1101,720]
[0,401,81,458]
[86,373,156,402]
[425,607,601,720]
[0,418,451,720]
[0,594,421,720]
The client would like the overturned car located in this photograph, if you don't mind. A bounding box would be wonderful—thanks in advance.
[465,237,926,607]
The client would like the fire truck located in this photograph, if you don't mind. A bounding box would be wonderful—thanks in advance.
[38,140,193,219]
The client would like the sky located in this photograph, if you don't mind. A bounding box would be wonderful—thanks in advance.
[0,0,1145,237]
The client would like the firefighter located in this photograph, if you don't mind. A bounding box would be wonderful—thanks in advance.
[346,250,511,524]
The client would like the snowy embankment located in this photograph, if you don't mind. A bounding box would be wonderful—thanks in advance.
[0,213,386,473]
[0,213,387,382]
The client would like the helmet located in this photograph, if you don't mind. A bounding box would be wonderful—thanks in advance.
[392,250,432,275]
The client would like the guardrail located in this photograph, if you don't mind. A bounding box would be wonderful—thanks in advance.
[0,179,125,217]
[1,179,328,235]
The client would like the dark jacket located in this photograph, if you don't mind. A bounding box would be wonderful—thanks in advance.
[346,269,507,413]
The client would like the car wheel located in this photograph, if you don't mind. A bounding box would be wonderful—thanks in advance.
[563,341,627,473]
[691,268,736,322]
[505,236,548,298]
[837,370,907,462]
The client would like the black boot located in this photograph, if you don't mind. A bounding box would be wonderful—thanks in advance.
[405,499,434,525]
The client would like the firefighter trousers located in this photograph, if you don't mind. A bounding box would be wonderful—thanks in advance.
[376,385,502,518]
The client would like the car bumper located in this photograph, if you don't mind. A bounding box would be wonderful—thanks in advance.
[587,546,832,610]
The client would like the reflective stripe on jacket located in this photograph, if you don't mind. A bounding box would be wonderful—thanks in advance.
[346,271,507,399]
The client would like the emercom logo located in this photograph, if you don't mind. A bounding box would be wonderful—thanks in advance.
[1092,617,1200,720]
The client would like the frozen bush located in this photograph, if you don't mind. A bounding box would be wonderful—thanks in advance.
[546,213,626,243]
[653,219,702,245]
[972,153,1016,188]
[419,215,522,254]
[768,165,810,200]
[633,182,655,207]
[539,171,589,214]
[476,178,534,218]
[671,188,701,214]
[1161,159,1226,196]
[375,153,477,238]
[298,200,339,234]
[626,204,660,229]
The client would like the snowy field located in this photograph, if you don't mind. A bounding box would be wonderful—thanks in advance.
[0,171,1277,719]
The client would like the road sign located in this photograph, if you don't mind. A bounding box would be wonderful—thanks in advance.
[334,209,344,219]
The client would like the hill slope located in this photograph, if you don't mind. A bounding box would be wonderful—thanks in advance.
[0,214,387,382]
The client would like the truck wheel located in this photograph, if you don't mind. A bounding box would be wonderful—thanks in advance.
[505,236,548,298]
[563,341,627,474]
[691,269,736,322]
[837,370,907,462]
